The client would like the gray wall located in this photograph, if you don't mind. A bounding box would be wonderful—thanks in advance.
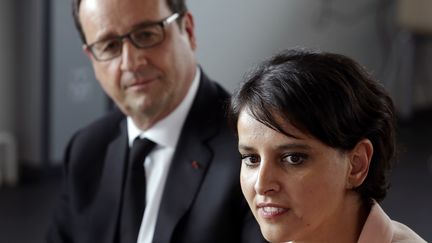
[190,0,385,92]
[190,0,432,116]
[7,0,107,165]
[49,0,107,163]
[15,1,46,166]
[9,0,432,165]
[0,1,16,134]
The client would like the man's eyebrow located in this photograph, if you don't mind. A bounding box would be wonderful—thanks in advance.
[92,19,160,43]
[131,19,161,29]
[92,29,118,44]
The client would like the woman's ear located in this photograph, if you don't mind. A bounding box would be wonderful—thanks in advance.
[346,139,374,189]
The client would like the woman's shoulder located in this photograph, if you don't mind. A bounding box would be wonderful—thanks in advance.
[391,220,427,243]
[358,202,427,243]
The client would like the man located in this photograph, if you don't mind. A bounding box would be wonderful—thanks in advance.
[46,0,266,242]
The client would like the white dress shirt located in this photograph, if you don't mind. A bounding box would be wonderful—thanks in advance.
[126,67,201,243]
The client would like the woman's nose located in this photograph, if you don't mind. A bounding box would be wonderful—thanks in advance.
[254,160,280,195]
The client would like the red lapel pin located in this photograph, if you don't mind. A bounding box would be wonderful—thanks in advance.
[191,160,200,169]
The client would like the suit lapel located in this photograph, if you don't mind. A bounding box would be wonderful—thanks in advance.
[153,72,225,242]
[90,120,128,243]
[152,135,212,242]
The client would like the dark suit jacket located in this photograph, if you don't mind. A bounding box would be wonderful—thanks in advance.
[47,72,266,243]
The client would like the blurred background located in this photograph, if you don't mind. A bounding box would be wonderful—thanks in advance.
[0,0,431,242]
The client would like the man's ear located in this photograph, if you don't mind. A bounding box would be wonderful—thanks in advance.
[346,139,373,189]
[182,11,197,50]
[82,45,93,59]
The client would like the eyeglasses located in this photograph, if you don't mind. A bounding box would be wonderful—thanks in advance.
[86,13,181,61]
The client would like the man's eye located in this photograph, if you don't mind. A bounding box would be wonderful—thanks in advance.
[133,28,160,43]
[101,40,121,53]
[241,154,260,167]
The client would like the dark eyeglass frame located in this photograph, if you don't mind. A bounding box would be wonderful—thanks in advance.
[85,12,181,61]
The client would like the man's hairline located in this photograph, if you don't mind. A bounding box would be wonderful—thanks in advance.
[75,0,184,44]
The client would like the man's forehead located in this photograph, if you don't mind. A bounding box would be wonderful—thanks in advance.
[79,0,170,42]
[79,0,169,23]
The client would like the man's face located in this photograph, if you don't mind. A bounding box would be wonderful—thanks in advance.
[79,0,197,129]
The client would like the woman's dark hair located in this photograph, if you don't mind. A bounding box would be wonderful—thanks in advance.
[229,48,397,203]
[72,0,188,44]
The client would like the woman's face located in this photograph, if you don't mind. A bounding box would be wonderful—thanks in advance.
[237,110,354,242]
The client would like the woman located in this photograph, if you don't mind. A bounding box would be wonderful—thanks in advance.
[229,49,426,243]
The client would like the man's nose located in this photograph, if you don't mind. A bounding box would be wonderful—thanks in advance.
[120,39,148,72]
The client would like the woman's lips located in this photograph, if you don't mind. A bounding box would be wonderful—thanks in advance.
[257,203,289,219]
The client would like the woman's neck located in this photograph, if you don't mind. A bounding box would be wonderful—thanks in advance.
[292,194,370,243]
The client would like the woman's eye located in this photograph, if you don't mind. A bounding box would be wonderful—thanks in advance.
[241,154,260,167]
[284,153,306,165]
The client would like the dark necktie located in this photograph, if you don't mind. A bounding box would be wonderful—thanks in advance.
[119,137,156,243]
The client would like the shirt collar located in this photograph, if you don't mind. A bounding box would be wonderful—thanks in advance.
[357,200,393,243]
[127,67,201,148]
